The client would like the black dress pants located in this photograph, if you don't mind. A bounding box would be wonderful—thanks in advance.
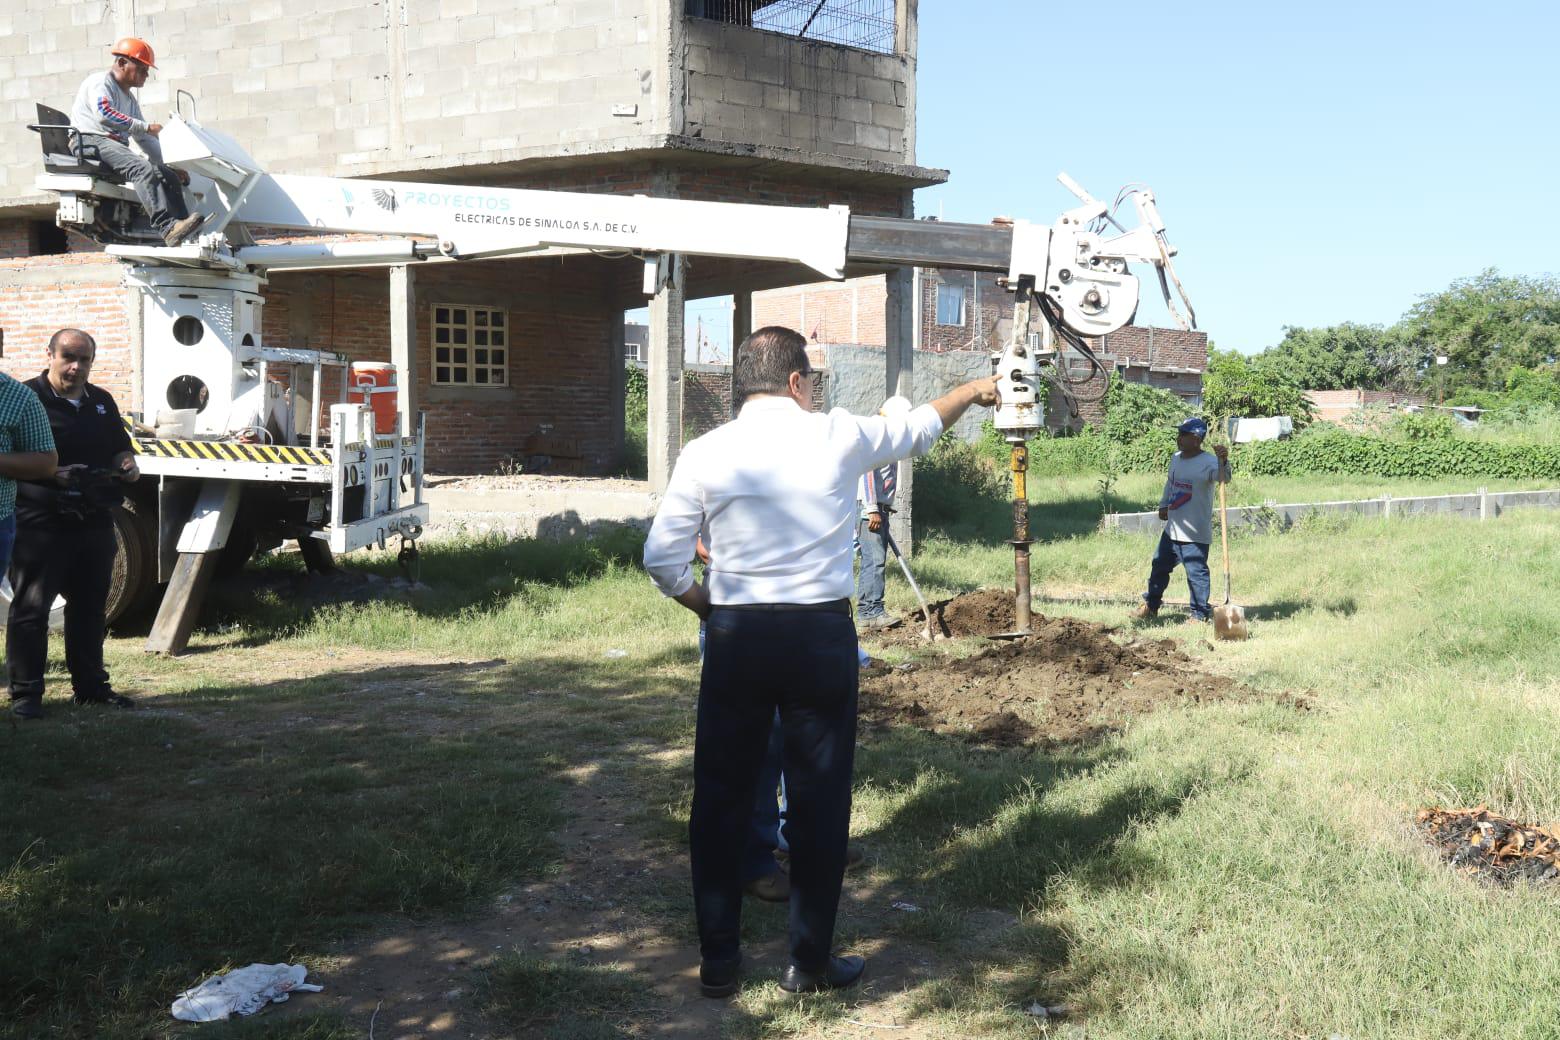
[691,602,859,969]
[7,525,116,701]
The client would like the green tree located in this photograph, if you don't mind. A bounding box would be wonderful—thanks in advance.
[1255,323,1384,390]
[1396,269,1560,391]
[1201,348,1315,426]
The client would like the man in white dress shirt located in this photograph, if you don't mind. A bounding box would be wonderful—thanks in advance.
[644,326,998,997]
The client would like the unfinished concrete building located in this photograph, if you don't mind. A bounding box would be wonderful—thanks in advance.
[0,0,940,490]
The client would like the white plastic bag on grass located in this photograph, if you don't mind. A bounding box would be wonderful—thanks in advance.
[171,962,323,1022]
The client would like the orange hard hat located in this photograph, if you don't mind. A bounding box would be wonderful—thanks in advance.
[110,37,157,69]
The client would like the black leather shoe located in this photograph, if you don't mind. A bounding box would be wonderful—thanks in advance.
[778,955,865,994]
[699,954,741,998]
[744,870,789,902]
[74,692,135,709]
[11,697,43,720]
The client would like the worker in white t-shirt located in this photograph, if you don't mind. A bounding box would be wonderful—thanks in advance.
[1130,416,1230,625]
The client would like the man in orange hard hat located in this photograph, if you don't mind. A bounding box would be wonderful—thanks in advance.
[69,38,204,246]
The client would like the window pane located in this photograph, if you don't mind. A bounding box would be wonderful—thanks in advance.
[435,307,449,323]
[489,367,505,386]
[435,366,449,382]
[475,369,488,384]
[490,312,504,327]
[935,284,965,326]
[475,311,488,326]
[453,348,467,364]
[491,331,505,346]
[435,347,449,363]
[491,350,505,366]
[435,328,449,344]
[475,330,488,346]
[453,327,467,344]
[453,308,467,324]
[453,369,468,383]
[475,349,488,364]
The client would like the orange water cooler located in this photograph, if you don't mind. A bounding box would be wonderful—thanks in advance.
[347,362,399,435]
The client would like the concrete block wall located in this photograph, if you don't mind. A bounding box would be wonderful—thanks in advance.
[682,18,912,165]
[823,341,988,443]
[1,0,663,207]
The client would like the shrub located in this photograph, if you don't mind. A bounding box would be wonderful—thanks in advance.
[1235,430,1560,480]
[1100,375,1190,443]
[913,432,1010,540]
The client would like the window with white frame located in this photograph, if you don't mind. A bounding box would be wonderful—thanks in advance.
[935,284,966,326]
[432,304,508,386]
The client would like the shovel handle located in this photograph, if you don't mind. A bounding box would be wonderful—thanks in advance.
[1217,468,1232,603]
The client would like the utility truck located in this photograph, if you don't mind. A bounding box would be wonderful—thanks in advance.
[28,98,1192,652]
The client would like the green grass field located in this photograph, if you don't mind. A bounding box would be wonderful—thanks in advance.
[2,474,1558,1039]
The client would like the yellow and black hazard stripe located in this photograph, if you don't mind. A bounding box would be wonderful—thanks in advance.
[132,437,333,466]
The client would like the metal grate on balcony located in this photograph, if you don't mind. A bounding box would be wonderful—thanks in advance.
[687,0,898,55]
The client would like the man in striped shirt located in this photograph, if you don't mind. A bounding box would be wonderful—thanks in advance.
[0,371,59,573]
[0,369,59,721]
[69,38,204,247]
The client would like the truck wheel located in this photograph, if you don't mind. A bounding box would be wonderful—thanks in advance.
[107,498,159,627]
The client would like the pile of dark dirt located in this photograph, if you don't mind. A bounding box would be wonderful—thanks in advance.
[859,588,1263,747]
[1418,806,1560,884]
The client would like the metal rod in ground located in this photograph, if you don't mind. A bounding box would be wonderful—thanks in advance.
[884,530,935,639]
[1011,442,1033,635]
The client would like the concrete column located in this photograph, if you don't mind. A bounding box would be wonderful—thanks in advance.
[124,283,144,416]
[389,264,417,437]
[647,253,686,491]
[884,265,915,552]
[609,312,626,467]
[730,291,752,419]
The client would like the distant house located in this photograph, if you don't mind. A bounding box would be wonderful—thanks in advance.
[623,323,649,363]
[1307,389,1426,423]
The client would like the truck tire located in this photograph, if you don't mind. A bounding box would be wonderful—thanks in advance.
[0,501,154,632]
[106,498,159,627]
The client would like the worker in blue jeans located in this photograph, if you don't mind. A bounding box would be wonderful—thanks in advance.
[1130,417,1229,625]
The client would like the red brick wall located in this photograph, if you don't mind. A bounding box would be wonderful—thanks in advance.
[0,220,32,260]
[0,253,133,405]
[269,255,619,474]
[752,275,887,344]
[918,268,1007,353]
[1095,326,1207,372]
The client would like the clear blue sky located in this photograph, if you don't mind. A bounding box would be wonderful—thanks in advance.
[915,0,1560,353]
[645,1,1558,360]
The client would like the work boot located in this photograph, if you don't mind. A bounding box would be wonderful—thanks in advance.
[858,612,901,631]
[1129,602,1158,620]
[743,870,789,903]
[163,213,206,246]
[11,697,44,720]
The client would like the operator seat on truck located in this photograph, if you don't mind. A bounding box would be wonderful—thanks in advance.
[30,104,127,181]
[28,102,160,245]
